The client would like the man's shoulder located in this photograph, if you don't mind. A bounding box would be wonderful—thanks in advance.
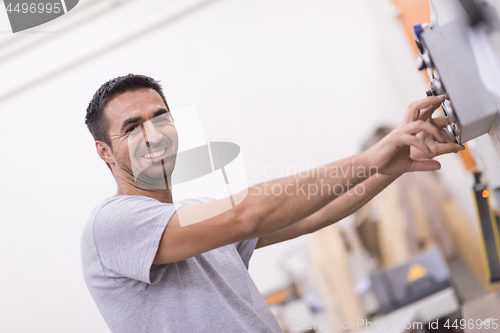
[93,195,215,211]
[81,195,161,237]
[87,195,154,215]
[82,195,215,239]
[174,196,217,206]
[84,195,215,228]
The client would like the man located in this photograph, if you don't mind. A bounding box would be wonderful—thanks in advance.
[81,74,462,332]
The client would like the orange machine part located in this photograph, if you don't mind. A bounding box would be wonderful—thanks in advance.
[264,289,290,306]
[458,143,478,172]
[391,0,431,56]
[392,0,431,83]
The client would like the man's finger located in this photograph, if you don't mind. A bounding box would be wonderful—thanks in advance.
[407,159,441,172]
[402,120,446,143]
[432,117,450,129]
[432,142,463,156]
[430,117,455,143]
[402,96,445,124]
[395,132,433,156]
[417,103,443,122]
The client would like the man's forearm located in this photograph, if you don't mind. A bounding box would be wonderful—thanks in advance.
[309,173,400,231]
[256,173,400,248]
[240,153,374,238]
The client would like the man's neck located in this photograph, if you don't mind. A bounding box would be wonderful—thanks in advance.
[116,179,174,203]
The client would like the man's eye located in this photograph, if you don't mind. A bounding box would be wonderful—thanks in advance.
[127,125,141,135]
[153,114,171,124]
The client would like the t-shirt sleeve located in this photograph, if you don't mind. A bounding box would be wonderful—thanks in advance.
[177,197,258,269]
[235,238,259,269]
[184,197,259,268]
[92,196,177,284]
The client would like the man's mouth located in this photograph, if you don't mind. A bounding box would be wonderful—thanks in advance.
[141,148,167,160]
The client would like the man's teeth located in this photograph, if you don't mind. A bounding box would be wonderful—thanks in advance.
[143,149,166,158]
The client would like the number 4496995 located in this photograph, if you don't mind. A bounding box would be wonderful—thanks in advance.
[444,318,498,330]
[5,2,61,14]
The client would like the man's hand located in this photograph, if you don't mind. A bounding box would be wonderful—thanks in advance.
[363,96,462,175]
[410,116,463,159]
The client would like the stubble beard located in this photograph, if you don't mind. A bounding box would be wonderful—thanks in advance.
[133,154,177,190]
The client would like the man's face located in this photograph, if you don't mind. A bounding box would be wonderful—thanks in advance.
[104,88,178,188]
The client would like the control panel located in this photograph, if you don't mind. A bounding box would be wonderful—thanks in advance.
[414,0,500,144]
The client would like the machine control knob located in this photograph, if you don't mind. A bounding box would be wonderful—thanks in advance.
[426,85,438,96]
[446,125,459,144]
[413,24,424,41]
[417,56,426,71]
[433,78,445,95]
[414,24,425,54]
[442,100,457,123]
[422,53,433,69]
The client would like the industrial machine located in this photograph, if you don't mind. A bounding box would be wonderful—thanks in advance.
[415,0,500,144]
[414,0,500,283]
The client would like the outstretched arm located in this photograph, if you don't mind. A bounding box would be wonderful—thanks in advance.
[255,173,397,248]
[154,96,461,264]
[255,97,463,248]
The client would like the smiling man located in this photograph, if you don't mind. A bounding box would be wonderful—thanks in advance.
[81,74,463,333]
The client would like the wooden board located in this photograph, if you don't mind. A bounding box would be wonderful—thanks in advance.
[310,225,365,331]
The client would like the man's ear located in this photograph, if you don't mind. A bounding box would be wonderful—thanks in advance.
[95,141,115,166]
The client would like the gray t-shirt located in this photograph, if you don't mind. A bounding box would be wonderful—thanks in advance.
[81,195,282,333]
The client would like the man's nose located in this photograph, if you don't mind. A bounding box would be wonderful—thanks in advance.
[142,121,162,144]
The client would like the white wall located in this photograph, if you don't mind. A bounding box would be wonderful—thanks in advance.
[0,0,472,332]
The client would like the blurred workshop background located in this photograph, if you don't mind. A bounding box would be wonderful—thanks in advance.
[0,0,496,332]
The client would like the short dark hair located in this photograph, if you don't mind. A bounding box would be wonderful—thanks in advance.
[85,74,170,147]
